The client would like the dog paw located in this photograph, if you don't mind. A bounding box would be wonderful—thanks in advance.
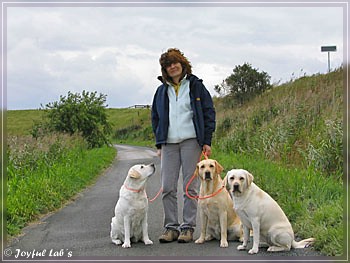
[195,238,205,244]
[112,239,122,246]
[220,240,229,248]
[237,244,246,250]
[248,248,258,254]
[122,242,131,248]
[205,235,213,241]
[144,239,153,245]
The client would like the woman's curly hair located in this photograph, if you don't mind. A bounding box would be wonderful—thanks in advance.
[159,48,192,83]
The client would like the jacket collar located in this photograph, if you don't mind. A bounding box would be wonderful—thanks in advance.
[158,74,199,85]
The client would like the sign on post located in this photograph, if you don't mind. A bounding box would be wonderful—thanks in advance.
[321,45,337,72]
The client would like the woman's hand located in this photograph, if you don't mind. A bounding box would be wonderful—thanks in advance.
[202,144,212,157]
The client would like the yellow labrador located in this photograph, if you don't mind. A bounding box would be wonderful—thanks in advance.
[110,163,155,248]
[225,169,315,254]
[194,159,242,248]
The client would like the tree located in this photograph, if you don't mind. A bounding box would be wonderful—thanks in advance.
[37,90,112,148]
[215,63,272,105]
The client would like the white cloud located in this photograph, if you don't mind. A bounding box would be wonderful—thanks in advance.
[5,4,345,110]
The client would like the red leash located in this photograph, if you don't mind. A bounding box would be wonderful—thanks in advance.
[185,151,226,200]
[125,151,213,202]
[148,187,163,202]
[150,151,208,202]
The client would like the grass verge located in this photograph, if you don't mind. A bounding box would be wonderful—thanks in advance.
[212,151,344,256]
[6,142,116,237]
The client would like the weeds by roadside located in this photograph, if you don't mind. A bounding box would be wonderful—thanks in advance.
[6,134,116,237]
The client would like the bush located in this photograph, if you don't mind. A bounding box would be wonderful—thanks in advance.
[34,90,112,148]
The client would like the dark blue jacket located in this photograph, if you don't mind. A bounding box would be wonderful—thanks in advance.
[151,74,216,149]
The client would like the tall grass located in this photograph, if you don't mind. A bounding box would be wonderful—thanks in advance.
[214,67,343,178]
[6,134,116,236]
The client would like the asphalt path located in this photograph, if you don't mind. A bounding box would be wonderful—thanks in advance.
[5,145,329,262]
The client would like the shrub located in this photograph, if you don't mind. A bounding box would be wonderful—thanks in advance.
[34,90,112,148]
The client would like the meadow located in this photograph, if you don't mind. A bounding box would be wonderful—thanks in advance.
[5,68,345,256]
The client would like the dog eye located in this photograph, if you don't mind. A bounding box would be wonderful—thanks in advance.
[240,177,244,181]
[140,165,144,169]
[209,164,214,168]
[200,165,205,169]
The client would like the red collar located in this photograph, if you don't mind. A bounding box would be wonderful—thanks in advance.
[123,184,144,193]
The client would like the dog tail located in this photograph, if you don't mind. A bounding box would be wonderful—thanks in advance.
[292,238,315,249]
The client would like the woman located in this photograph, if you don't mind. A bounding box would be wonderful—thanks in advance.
[151,48,216,243]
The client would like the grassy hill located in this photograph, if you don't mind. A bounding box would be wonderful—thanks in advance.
[6,68,345,256]
[213,67,343,176]
[6,109,45,136]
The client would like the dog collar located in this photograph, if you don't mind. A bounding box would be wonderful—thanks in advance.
[198,184,225,200]
[123,184,144,193]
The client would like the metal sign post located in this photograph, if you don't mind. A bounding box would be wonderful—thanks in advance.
[321,45,337,72]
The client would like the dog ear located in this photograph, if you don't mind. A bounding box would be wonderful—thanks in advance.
[215,161,224,175]
[246,170,254,186]
[128,169,141,179]
[194,164,200,177]
[223,173,230,191]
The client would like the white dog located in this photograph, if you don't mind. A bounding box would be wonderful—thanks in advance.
[110,163,155,248]
[225,169,315,254]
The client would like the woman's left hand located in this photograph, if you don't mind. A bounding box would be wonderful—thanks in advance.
[202,144,212,157]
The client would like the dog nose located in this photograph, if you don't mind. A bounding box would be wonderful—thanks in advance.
[205,171,211,180]
[150,163,155,167]
[233,183,240,191]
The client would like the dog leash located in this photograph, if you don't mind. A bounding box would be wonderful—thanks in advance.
[125,151,214,202]
[185,151,225,200]
[148,187,163,202]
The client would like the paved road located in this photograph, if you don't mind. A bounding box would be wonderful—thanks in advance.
[5,145,328,262]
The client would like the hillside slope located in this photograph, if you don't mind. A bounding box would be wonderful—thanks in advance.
[213,67,343,177]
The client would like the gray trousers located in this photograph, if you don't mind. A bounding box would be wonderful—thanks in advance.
[160,138,201,231]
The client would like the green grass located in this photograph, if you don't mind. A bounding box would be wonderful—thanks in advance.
[108,108,154,146]
[107,108,151,129]
[6,109,45,136]
[6,136,116,236]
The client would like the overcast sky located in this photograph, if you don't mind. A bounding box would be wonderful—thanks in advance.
[5,2,345,110]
